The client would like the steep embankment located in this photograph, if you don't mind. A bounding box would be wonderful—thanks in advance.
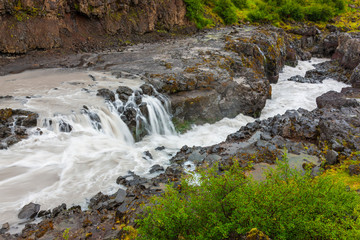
[0,0,190,54]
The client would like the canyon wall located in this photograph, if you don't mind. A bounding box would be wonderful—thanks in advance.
[0,0,189,54]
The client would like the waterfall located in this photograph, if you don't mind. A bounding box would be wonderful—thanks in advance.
[38,86,176,145]
[142,95,176,135]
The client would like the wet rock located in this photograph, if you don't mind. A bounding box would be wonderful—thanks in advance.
[155,146,165,151]
[18,202,40,219]
[21,113,38,127]
[350,63,360,88]
[287,75,321,84]
[0,95,12,99]
[349,164,360,176]
[52,203,66,217]
[97,88,115,102]
[116,86,133,102]
[37,210,51,218]
[149,164,164,174]
[140,84,154,96]
[82,106,102,130]
[316,91,359,109]
[89,192,110,210]
[325,150,338,165]
[59,120,73,132]
[0,222,9,234]
[306,60,350,83]
[143,151,153,160]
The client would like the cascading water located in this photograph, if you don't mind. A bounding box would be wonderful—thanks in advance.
[0,58,349,232]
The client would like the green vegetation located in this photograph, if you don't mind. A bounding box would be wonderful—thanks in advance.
[172,118,194,133]
[137,151,360,239]
[183,0,351,28]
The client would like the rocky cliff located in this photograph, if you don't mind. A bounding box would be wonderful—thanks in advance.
[0,0,189,54]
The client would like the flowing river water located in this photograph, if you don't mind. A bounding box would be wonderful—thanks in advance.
[0,58,348,231]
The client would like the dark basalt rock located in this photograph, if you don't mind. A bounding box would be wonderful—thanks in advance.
[97,88,115,102]
[82,106,102,131]
[287,75,321,84]
[140,84,155,96]
[350,63,360,88]
[333,35,360,70]
[0,222,9,234]
[305,61,350,83]
[116,86,133,102]
[155,146,165,151]
[0,95,13,99]
[52,203,66,218]
[88,192,110,211]
[316,91,359,109]
[59,120,73,132]
[0,108,39,149]
[149,164,165,174]
[18,203,40,219]
[143,151,153,160]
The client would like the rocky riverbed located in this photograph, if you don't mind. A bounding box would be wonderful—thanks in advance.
[1,23,360,239]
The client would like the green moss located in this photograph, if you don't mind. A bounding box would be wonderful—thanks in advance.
[172,118,194,133]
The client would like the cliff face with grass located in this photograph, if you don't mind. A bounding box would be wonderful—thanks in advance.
[0,0,189,54]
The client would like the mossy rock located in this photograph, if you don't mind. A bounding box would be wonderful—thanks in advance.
[0,108,13,122]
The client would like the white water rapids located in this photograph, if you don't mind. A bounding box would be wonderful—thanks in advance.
[0,59,348,231]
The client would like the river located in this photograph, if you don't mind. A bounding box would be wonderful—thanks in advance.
[0,58,348,231]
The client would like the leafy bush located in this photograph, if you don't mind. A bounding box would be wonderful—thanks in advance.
[231,0,248,9]
[278,1,304,21]
[305,4,335,21]
[137,151,360,239]
[214,0,239,24]
[317,0,346,11]
[183,0,213,29]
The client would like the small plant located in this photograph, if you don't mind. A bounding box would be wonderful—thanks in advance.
[62,228,70,240]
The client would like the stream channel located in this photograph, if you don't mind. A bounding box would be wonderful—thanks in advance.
[0,58,348,231]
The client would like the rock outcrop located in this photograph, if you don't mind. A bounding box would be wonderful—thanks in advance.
[0,0,189,54]
[350,63,360,88]
[333,33,360,70]
[0,108,39,149]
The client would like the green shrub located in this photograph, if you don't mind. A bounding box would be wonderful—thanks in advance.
[183,0,213,29]
[278,1,304,21]
[317,0,346,11]
[231,0,248,9]
[214,0,239,24]
[305,4,335,21]
[137,151,360,239]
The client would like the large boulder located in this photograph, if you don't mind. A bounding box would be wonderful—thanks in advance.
[18,202,40,219]
[333,35,360,69]
[350,64,360,88]
[316,91,359,109]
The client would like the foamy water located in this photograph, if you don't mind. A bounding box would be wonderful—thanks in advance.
[0,59,349,232]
